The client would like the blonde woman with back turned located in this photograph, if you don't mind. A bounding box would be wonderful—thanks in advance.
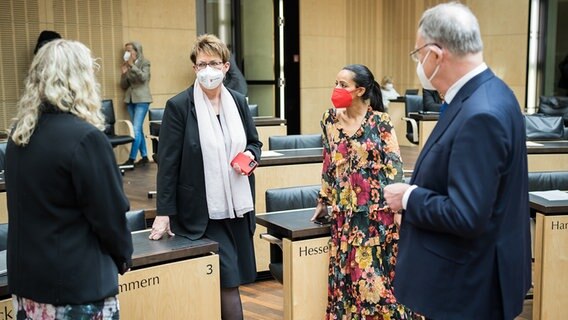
[6,39,133,319]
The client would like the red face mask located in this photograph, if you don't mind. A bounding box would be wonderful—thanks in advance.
[331,88,353,108]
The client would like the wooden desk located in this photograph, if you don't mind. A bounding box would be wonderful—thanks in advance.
[256,147,323,213]
[257,208,330,320]
[408,113,439,150]
[254,116,287,151]
[145,116,286,152]
[0,230,221,319]
[527,140,568,172]
[254,148,323,273]
[530,192,568,320]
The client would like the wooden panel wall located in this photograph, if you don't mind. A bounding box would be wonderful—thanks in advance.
[299,0,347,134]
[0,0,533,138]
[465,0,529,106]
[300,0,530,134]
[120,0,197,161]
[122,0,197,110]
[0,0,41,132]
[0,0,196,161]
[52,0,124,107]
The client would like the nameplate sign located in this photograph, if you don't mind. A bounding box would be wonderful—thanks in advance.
[536,214,568,319]
[298,244,330,257]
[0,255,221,320]
[552,220,568,230]
[119,254,220,319]
[0,300,12,320]
[285,237,330,320]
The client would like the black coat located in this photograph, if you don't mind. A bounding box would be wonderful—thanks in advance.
[422,89,443,112]
[6,110,133,304]
[157,86,262,239]
[559,55,568,90]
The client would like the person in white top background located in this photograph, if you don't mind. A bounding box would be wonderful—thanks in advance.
[380,76,401,110]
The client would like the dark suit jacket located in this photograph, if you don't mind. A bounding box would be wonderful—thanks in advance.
[156,86,262,239]
[423,89,443,112]
[6,110,133,304]
[395,69,532,320]
[224,55,248,96]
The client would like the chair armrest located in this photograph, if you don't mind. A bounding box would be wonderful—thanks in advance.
[401,117,419,143]
[147,134,159,141]
[116,119,134,138]
[260,233,283,249]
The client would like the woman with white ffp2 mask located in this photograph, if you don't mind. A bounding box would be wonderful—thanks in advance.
[150,34,261,320]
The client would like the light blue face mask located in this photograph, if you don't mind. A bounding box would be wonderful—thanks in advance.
[416,50,440,91]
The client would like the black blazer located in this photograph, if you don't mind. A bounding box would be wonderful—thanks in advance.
[422,89,443,112]
[6,111,133,305]
[157,86,262,239]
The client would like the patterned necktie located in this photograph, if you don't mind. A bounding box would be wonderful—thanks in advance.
[440,101,449,116]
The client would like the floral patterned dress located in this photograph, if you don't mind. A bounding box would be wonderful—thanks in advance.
[319,107,423,320]
[12,295,119,320]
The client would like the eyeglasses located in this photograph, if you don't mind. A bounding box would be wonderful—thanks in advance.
[195,61,225,70]
[410,43,440,62]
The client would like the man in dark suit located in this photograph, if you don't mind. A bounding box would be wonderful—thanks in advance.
[422,88,443,112]
[384,3,531,320]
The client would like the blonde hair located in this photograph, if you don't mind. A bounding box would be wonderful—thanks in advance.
[11,39,105,146]
[380,76,394,87]
[190,34,230,64]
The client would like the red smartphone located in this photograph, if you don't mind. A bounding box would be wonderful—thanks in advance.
[231,152,258,176]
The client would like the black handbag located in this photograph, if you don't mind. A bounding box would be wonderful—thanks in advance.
[525,114,564,140]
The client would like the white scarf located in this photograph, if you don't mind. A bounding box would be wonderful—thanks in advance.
[193,81,254,219]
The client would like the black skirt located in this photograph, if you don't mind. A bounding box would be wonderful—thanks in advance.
[204,212,256,288]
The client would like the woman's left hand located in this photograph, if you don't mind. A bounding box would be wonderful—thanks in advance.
[242,150,254,160]
[231,150,255,175]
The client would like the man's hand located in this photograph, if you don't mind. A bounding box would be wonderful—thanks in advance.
[394,212,402,227]
[384,183,411,213]
[149,216,175,240]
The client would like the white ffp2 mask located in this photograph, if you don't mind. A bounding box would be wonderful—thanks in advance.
[416,50,440,91]
[197,66,224,90]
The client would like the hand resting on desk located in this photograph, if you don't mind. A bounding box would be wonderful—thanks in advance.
[149,216,175,240]
[311,202,329,222]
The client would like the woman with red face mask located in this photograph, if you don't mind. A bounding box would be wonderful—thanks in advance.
[311,64,423,319]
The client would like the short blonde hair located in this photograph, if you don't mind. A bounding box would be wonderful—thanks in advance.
[380,76,393,87]
[11,39,104,146]
[190,34,230,64]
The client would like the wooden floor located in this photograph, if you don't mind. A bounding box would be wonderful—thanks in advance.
[123,145,532,319]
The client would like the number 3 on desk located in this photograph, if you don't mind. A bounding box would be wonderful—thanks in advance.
[206,264,213,275]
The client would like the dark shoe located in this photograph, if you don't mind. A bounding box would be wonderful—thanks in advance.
[120,158,135,167]
[135,156,149,167]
